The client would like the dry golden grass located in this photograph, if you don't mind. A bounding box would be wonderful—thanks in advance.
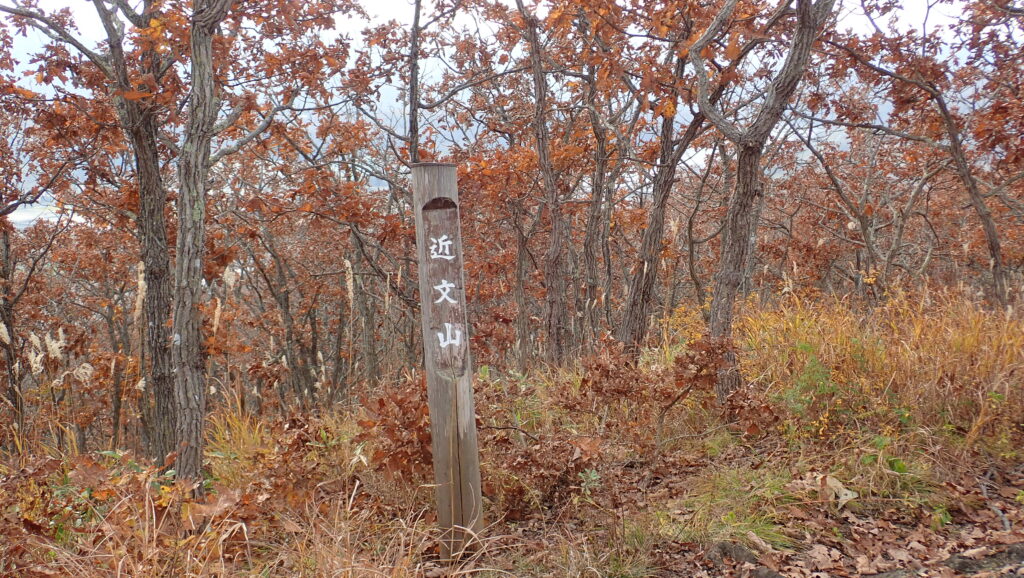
[737,288,1023,456]
[4,290,1021,576]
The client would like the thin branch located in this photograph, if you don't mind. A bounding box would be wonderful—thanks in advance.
[354,104,410,144]
[110,0,146,28]
[209,96,296,166]
[419,66,528,110]
[13,211,75,306]
[790,109,946,148]
[686,0,745,143]
[0,4,113,78]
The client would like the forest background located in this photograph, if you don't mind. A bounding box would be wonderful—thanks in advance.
[0,0,1022,575]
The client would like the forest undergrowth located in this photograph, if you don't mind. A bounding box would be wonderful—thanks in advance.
[2,289,1023,577]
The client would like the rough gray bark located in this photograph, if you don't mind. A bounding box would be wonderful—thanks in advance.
[934,94,1008,308]
[133,114,176,465]
[355,257,380,383]
[0,0,179,462]
[691,0,837,399]
[516,0,569,365]
[90,0,178,463]
[173,0,235,485]
[581,85,610,351]
[616,105,687,353]
[105,307,131,450]
[512,205,539,374]
[0,230,22,436]
[579,54,636,351]
[327,295,350,405]
[616,7,786,356]
[706,145,764,396]
[617,49,714,354]
[408,0,421,164]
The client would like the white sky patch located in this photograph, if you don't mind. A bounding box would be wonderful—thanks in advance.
[7,0,962,85]
[359,0,417,27]
[5,0,964,225]
[10,0,103,62]
[9,204,60,228]
[840,0,961,38]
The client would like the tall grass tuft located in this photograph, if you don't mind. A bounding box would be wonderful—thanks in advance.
[206,400,270,488]
[737,288,1023,458]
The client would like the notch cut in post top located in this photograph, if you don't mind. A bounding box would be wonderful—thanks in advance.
[424,197,456,211]
[412,163,459,208]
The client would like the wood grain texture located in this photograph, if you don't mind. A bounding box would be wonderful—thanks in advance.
[412,163,483,560]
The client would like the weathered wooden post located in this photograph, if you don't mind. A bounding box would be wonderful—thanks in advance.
[411,163,484,560]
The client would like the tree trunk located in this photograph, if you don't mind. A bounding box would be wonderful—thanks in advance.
[105,311,130,449]
[83,0,177,467]
[173,0,234,486]
[740,189,766,296]
[132,114,176,466]
[408,0,421,164]
[617,60,706,354]
[581,159,605,351]
[934,94,1008,308]
[0,230,23,437]
[517,0,568,365]
[708,145,763,398]
[328,296,349,405]
[514,222,531,373]
[691,0,837,400]
[355,258,379,383]
[580,63,613,351]
[616,117,678,354]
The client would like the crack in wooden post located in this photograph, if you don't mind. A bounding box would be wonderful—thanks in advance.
[412,163,484,562]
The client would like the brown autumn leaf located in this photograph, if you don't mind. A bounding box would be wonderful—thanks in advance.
[281,518,304,533]
[183,489,241,530]
[69,456,107,488]
[805,543,842,571]
[117,89,154,101]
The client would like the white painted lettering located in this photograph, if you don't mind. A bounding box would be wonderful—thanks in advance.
[436,323,462,349]
[433,279,458,304]
[429,235,456,260]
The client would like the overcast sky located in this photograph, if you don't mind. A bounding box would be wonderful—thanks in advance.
[11,0,953,66]
[6,0,954,227]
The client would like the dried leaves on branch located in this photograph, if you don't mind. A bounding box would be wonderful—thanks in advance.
[1,0,1023,575]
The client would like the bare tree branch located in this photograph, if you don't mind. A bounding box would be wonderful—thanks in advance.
[210,96,295,166]
[419,66,529,110]
[0,4,114,78]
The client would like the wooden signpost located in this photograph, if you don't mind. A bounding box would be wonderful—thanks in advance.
[412,163,483,560]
